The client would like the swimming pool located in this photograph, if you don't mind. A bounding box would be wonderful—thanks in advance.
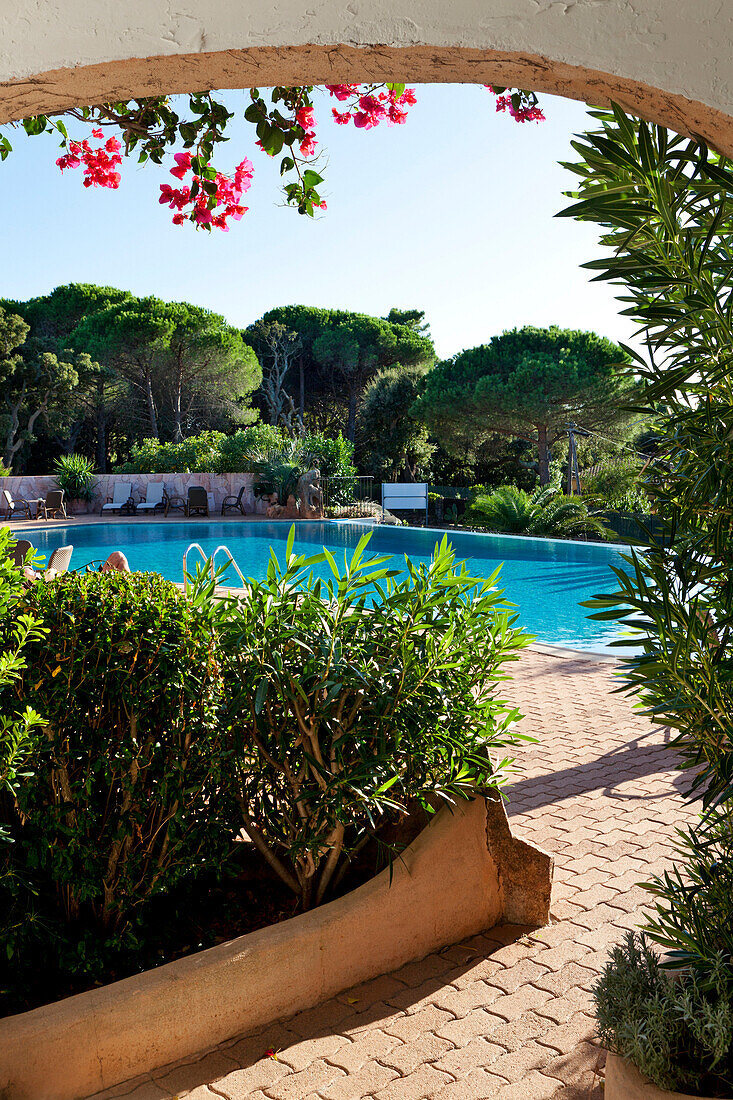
[26,519,632,653]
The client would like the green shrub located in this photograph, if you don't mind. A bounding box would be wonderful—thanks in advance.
[466,485,609,538]
[115,426,355,480]
[2,571,231,985]
[53,453,96,502]
[216,424,289,472]
[582,462,651,513]
[0,529,46,949]
[115,431,227,474]
[301,431,356,480]
[217,530,530,911]
[595,933,733,1095]
[565,107,733,1088]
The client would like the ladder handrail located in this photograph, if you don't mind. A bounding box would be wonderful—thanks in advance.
[182,542,246,592]
[212,544,246,587]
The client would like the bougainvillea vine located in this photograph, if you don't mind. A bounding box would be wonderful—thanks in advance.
[0,84,543,231]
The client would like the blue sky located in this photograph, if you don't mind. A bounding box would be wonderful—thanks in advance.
[0,84,633,360]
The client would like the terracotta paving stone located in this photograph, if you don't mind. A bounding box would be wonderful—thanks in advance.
[153,1052,239,1095]
[323,1030,403,1074]
[371,1063,454,1100]
[381,1004,457,1043]
[487,1042,556,1083]
[317,1062,399,1099]
[433,1037,508,1078]
[435,1009,510,1048]
[263,1060,346,1100]
[433,1069,511,1100]
[535,1012,597,1056]
[95,650,694,1100]
[211,1060,292,1099]
[430,981,507,1019]
[379,1033,455,1076]
[276,1035,351,1072]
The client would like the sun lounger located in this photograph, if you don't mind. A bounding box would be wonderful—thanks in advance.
[135,482,165,515]
[102,482,133,514]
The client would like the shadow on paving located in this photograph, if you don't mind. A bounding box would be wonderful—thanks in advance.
[505,725,688,814]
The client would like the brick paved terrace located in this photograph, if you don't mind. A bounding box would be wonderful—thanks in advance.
[91,649,692,1100]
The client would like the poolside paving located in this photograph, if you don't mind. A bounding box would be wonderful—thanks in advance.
[90,648,693,1100]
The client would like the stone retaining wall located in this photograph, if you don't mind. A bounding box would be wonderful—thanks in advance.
[1,472,257,514]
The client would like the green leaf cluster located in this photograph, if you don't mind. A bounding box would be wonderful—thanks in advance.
[115,424,356,480]
[53,453,96,502]
[1,570,231,995]
[562,105,733,1088]
[216,530,531,910]
[466,484,609,538]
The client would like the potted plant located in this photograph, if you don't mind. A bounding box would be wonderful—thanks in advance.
[53,454,96,513]
[565,108,733,1097]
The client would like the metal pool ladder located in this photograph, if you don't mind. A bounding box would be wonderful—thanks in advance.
[182,543,246,593]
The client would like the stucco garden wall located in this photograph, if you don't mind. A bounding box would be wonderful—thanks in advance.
[0,472,256,514]
[0,796,552,1100]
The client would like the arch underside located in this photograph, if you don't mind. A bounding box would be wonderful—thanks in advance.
[1,44,733,157]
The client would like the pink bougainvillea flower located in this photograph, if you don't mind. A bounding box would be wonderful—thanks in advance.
[295,104,315,130]
[299,133,318,157]
[325,84,360,102]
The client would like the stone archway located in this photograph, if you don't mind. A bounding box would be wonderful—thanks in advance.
[1,2,733,153]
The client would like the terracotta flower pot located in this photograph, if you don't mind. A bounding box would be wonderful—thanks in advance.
[605,1053,732,1100]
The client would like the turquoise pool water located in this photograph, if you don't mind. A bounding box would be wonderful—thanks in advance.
[26,519,630,653]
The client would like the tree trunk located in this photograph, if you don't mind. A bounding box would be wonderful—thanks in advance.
[537,424,550,485]
[96,409,107,473]
[346,386,357,443]
[299,359,305,427]
[144,373,159,440]
[172,349,184,443]
[3,395,23,469]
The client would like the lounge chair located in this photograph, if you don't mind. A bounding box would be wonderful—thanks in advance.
[44,544,73,579]
[186,486,209,517]
[7,539,32,567]
[221,487,250,516]
[135,482,165,515]
[101,482,133,514]
[1,489,33,520]
[39,490,67,520]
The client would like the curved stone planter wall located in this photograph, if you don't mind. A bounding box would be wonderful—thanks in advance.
[0,796,551,1100]
[604,1052,729,1100]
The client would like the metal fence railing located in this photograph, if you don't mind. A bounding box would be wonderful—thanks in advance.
[322,476,377,519]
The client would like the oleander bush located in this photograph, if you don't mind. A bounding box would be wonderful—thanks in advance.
[1,570,231,994]
[217,530,530,910]
[0,529,46,953]
[564,106,733,1093]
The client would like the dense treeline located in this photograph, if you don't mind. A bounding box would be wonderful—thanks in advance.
[0,284,645,488]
